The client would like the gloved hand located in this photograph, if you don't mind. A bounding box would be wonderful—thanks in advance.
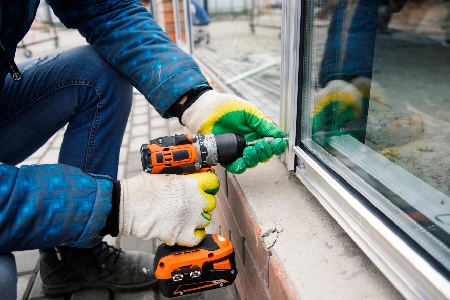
[181,90,287,174]
[118,172,219,246]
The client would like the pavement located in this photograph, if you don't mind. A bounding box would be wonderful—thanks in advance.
[12,17,240,300]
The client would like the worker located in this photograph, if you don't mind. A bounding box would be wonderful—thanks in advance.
[0,1,286,299]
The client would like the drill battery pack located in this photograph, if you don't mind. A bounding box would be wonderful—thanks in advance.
[154,234,238,298]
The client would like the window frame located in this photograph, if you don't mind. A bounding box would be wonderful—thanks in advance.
[280,0,450,298]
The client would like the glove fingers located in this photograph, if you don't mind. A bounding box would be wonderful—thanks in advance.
[254,139,273,162]
[201,193,216,213]
[242,146,259,168]
[223,157,247,174]
[176,229,205,247]
[270,138,288,156]
[245,109,285,139]
[188,172,220,195]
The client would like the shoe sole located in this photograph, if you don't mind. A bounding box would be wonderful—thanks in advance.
[42,280,158,297]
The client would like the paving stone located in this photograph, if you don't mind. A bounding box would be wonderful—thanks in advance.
[134,100,148,108]
[131,124,149,137]
[51,135,64,149]
[160,292,205,300]
[150,108,161,117]
[203,285,238,300]
[16,157,40,167]
[28,272,64,300]
[149,117,167,128]
[132,114,149,125]
[29,144,50,159]
[126,170,141,179]
[130,137,147,152]
[17,274,34,300]
[119,147,128,164]
[39,148,60,164]
[120,235,155,253]
[115,289,159,300]
[14,250,39,275]
[70,288,110,300]
[133,105,148,115]
[126,151,143,174]
[122,132,130,146]
[117,164,125,180]
[148,127,169,139]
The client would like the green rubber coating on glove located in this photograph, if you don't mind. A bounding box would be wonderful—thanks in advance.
[201,212,211,221]
[242,146,259,168]
[224,157,247,174]
[270,138,287,155]
[204,186,220,195]
[254,140,273,162]
[210,110,284,140]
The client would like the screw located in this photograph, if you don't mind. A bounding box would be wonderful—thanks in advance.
[299,162,306,169]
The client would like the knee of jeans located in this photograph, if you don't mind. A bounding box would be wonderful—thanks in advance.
[0,253,17,298]
[76,46,133,122]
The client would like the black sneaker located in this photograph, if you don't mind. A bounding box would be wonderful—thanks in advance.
[40,242,157,296]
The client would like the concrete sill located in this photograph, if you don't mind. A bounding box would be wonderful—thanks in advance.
[213,158,403,300]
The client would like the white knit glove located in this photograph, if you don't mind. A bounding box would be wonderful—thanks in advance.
[118,172,219,246]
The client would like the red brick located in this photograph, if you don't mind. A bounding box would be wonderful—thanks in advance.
[227,174,271,285]
[242,243,270,300]
[268,256,298,300]
[234,276,246,300]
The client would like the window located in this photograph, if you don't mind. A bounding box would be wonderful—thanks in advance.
[295,0,450,296]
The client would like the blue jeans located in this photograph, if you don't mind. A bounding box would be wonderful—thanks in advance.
[0,45,133,296]
[0,254,17,300]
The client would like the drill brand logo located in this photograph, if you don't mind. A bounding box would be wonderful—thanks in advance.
[173,279,229,296]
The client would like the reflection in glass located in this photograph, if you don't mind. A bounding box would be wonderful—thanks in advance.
[303,0,450,271]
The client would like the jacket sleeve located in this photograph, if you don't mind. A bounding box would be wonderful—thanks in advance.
[0,164,112,253]
[46,0,209,117]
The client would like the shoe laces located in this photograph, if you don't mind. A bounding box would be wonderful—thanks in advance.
[91,241,124,268]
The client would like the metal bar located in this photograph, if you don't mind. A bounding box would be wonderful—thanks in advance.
[183,0,193,54]
[279,0,302,170]
[173,0,182,42]
[251,24,281,29]
[225,59,280,84]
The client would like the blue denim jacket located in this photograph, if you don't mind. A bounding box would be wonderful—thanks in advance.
[0,0,209,252]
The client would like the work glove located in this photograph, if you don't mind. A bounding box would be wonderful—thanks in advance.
[117,172,219,246]
[181,90,287,174]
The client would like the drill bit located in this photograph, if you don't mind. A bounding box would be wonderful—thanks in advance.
[246,137,289,146]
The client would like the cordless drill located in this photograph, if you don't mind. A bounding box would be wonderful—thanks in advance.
[140,133,250,297]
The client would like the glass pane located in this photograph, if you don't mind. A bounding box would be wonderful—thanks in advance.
[192,0,282,123]
[301,0,450,271]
